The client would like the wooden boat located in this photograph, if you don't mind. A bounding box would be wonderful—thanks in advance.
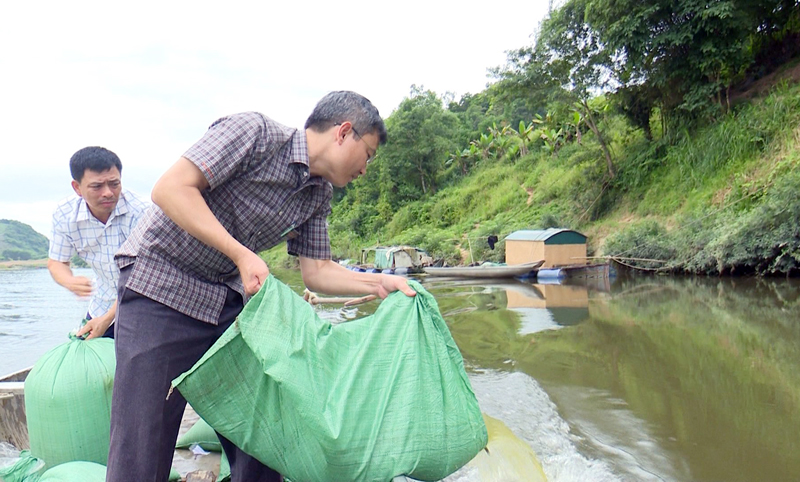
[0,366,27,451]
[423,260,545,279]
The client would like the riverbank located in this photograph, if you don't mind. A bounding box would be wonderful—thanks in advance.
[0,258,47,271]
[0,259,47,270]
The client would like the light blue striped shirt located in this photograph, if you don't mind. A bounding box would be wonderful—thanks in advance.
[49,189,150,318]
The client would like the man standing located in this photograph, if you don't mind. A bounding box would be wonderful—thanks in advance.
[48,146,149,339]
[107,91,416,482]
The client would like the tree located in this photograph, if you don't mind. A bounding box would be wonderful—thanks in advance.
[379,87,461,203]
[585,0,790,119]
[498,0,617,176]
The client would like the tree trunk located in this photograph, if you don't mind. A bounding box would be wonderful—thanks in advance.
[582,101,615,178]
[642,122,652,141]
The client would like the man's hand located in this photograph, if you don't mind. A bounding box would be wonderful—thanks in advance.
[376,274,417,299]
[48,259,93,298]
[76,314,113,339]
[64,276,94,298]
[234,249,270,296]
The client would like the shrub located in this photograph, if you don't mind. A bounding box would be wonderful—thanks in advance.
[602,220,677,270]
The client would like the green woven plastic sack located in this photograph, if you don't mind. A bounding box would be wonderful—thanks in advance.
[24,336,115,469]
[173,276,487,482]
[38,461,106,482]
[218,450,230,482]
[175,417,222,452]
[0,450,44,482]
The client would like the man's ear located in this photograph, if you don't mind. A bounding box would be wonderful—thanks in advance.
[336,121,353,145]
[71,180,82,197]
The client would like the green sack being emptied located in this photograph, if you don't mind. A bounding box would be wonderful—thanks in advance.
[173,276,487,482]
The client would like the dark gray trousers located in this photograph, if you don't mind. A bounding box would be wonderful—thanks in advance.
[106,266,281,482]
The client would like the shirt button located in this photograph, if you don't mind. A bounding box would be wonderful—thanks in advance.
[303,172,308,177]
[278,211,283,215]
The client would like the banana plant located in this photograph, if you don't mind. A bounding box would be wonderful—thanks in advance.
[510,120,536,157]
[492,132,514,159]
[566,110,583,145]
[445,146,479,176]
[540,127,564,155]
[470,132,495,160]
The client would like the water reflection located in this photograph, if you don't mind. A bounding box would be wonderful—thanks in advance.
[506,282,591,334]
[272,270,800,481]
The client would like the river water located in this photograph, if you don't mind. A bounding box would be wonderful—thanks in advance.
[2,267,799,481]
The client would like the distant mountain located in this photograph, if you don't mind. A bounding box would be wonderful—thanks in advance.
[0,219,49,261]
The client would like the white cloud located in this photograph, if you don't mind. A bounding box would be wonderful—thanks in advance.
[0,0,547,234]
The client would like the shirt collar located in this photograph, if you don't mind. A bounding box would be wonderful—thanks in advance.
[289,129,309,168]
[289,130,328,187]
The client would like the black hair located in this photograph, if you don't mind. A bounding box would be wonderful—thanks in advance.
[304,91,387,145]
[69,146,122,182]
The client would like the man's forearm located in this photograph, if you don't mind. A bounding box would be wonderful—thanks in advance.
[98,300,118,325]
[47,258,74,287]
[47,258,93,297]
[299,258,414,299]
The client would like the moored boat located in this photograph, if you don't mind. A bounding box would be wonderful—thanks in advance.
[423,260,545,279]
[0,367,28,451]
[346,245,433,275]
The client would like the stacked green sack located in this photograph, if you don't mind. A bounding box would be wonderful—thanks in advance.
[218,451,230,482]
[0,335,116,482]
[37,461,106,482]
[25,336,116,470]
[175,418,222,452]
[17,462,179,482]
[173,276,487,482]
[175,417,230,481]
[0,450,43,482]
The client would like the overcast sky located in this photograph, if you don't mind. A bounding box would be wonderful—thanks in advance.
[0,1,548,238]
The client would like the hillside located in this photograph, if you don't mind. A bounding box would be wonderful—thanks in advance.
[314,79,799,276]
[257,78,800,277]
[0,219,49,261]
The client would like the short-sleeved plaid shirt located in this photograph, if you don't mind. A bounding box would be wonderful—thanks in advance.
[116,112,333,324]
[49,189,150,318]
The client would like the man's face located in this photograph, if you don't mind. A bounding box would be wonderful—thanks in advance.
[333,129,379,188]
[71,167,122,223]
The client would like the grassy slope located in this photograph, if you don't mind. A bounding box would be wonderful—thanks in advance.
[263,79,800,274]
